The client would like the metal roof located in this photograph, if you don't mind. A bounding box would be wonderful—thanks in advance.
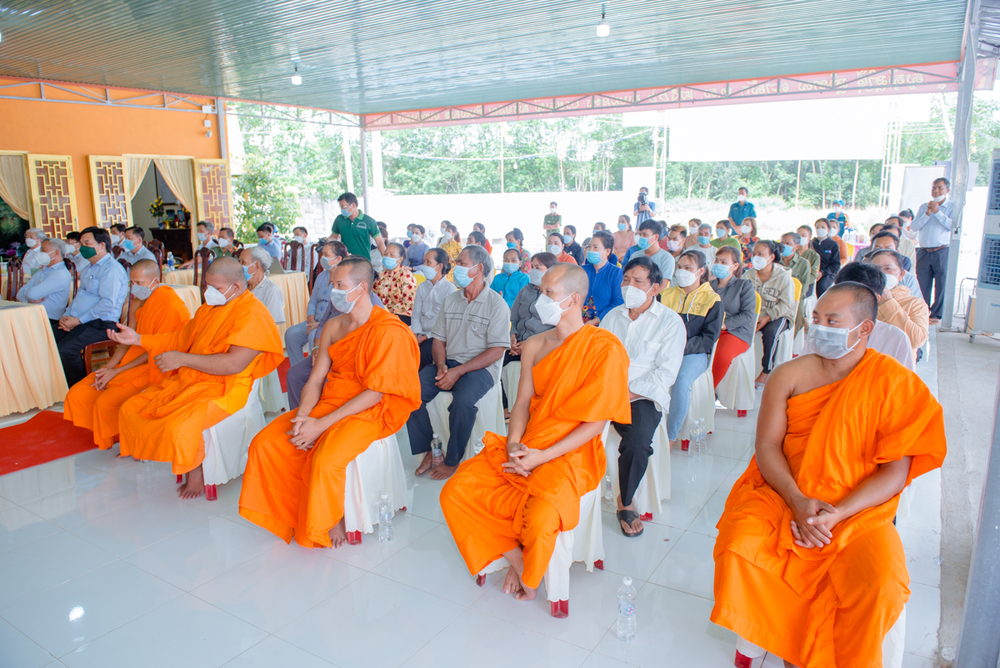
[0,0,972,118]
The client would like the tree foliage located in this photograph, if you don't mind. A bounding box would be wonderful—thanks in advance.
[232,154,302,242]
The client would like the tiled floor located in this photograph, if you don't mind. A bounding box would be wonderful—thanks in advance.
[0,367,944,667]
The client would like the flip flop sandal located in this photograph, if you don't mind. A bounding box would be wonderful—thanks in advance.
[617,509,644,538]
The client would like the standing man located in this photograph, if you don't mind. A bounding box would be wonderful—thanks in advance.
[826,199,850,237]
[633,187,657,226]
[543,201,562,241]
[329,191,386,260]
[727,187,756,233]
[911,177,954,324]
[121,227,157,265]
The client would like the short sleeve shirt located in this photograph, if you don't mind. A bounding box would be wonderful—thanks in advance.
[332,212,380,257]
[431,287,511,383]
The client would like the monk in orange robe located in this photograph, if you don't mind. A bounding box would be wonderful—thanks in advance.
[711,282,947,668]
[440,264,631,600]
[239,258,420,548]
[108,257,283,498]
[64,260,190,449]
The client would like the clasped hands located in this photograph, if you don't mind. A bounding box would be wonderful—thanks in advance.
[434,364,463,390]
[501,441,547,477]
[288,415,327,450]
[789,494,841,549]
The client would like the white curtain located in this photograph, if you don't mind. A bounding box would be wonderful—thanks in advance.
[126,157,151,199]
[153,158,196,213]
[0,154,31,221]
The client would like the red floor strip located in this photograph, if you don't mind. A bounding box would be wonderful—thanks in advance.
[0,411,97,476]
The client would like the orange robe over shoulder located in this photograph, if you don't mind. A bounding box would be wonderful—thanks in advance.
[440,326,631,589]
[711,350,946,668]
[238,307,420,548]
[63,286,190,449]
[118,290,283,474]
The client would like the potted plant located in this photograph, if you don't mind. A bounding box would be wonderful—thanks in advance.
[149,196,166,227]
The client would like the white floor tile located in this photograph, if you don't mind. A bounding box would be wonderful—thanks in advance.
[0,561,184,658]
[401,608,591,668]
[18,476,149,530]
[192,544,365,633]
[0,617,55,668]
[598,512,683,581]
[222,636,337,667]
[703,428,755,460]
[123,515,283,591]
[579,652,632,668]
[472,562,627,651]
[276,572,465,668]
[326,511,441,571]
[901,652,936,668]
[0,532,117,610]
[658,454,739,530]
[60,594,266,668]
[713,410,758,435]
[372,524,499,607]
[684,488,730,538]
[0,460,112,506]
[405,475,447,524]
[646,531,717,600]
[904,582,941,659]
[897,526,941,588]
[0,494,17,511]
[0,506,61,553]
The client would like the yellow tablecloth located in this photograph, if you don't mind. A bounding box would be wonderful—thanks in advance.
[163,268,196,286]
[169,285,202,318]
[0,300,69,417]
[271,272,309,337]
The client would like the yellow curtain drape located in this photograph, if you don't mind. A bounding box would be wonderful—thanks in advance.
[152,158,196,213]
[126,157,151,199]
[0,154,32,221]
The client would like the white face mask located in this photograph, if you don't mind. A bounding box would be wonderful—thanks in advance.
[547,243,562,255]
[883,273,899,291]
[330,283,362,314]
[550,206,557,213]
[36,250,51,265]
[673,268,698,288]
[293,235,305,244]
[528,268,545,286]
[204,283,236,306]
[217,238,231,248]
[131,280,158,300]
[666,239,682,252]
[751,256,768,271]
[623,284,651,308]
[816,228,829,239]
[740,225,751,235]
[933,194,947,203]
[535,293,571,326]
[412,234,422,243]
[25,237,39,248]
[197,232,207,242]
[807,322,863,360]
[737,195,746,203]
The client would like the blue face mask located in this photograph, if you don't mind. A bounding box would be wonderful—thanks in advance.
[506,241,517,249]
[122,239,135,251]
[406,230,413,238]
[563,234,573,245]
[711,263,732,280]
[419,265,437,279]
[636,236,651,251]
[586,251,603,265]
[617,222,627,232]
[698,236,711,245]
[453,265,475,288]
[243,265,252,281]
[340,207,351,217]
[716,228,727,238]
[382,257,398,271]
[781,244,794,257]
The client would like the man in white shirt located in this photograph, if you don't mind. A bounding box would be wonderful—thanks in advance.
[120,226,157,265]
[16,238,72,322]
[20,228,48,272]
[241,245,285,325]
[911,177,954,323]
[600,255,686,537]
[108,224,127,251]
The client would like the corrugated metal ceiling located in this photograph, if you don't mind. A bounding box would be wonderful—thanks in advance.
[0,0,970,115]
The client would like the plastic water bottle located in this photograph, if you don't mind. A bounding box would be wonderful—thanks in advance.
[166,252,175,270]
[431,433,443,468]
[691,418,706,457]
[603,474,615,510]
[616,576,637,641]
[378,493,393,543]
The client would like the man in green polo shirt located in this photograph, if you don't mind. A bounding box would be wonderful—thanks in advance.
[329,191,386,259]
[543,201,562,240]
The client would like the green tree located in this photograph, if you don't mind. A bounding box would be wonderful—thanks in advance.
[233,154,301,242]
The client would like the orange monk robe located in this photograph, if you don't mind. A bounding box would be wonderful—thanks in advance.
[118,290,283,474]
[63,287,190,449]
[440,327,631,589]
[711,350,946,668]
[238,307,420,548]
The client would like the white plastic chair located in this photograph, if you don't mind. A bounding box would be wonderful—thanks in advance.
[604,417,670,520]
[678,340,718,448]
[343,432,410,545]
[181,378,265,500]
[753,322,794,378]
[716,310,760,418]
[427,379,507,462]
[259,368,289,414]
[501,360,522,410]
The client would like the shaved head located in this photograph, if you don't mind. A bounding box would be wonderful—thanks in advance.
[337,256,374,290]
[545,263,590,300]
[206,256,247,287]
[130,259,160,282]
[821,281,878,325]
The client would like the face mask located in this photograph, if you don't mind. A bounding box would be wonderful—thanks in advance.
[781,244,794,257]
[740,225,751,235]
[406,230,413,238]
[110,234,121,245]
[131,281,156,300]
[737,195,746,203]
[816,228,829,239]
[563,234,573,245]
[933,194,947,203]
[502,262,518,274]
[340,207,351,217]
[452,264,477,288]
[419,265,437,279]
[673,268,698,288]
[320,256,334,270]
[330,283,361,313]
[666,239,682,252]
[716,228,726,238]
[25,237,38,248]
[535,293,571,326]
[80,245,97,259]
[807,322,863,360]
[528,268,544,286]
[122,239,135,251]
[547,243,562,255]
[243,265,254,282]
[204,284,235,306]
[36,251,51,265]
[218,238,231,248]
[618,222,627,232]
[636,236,651,251]
[751,256,769,271]
[698,236,711,245]
[550,206,557,213]
[412,234,422,243]
[506,241,517,249]
[586,251,603,265]
[623,285,651,309]
[294,235,305,244]
[197,232,207,242]
[382,257,399,271]
[711,263,732,280]
[883,273,899,291]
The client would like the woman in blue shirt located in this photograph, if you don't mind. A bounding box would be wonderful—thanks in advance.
[490,248,530,307]
[582,230,624,325]
[405,224,430,268]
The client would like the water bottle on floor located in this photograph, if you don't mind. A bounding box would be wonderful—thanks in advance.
[378,492,393,543]
[603,474,615,511]
[431,433,443,468]
[616,576,637,641]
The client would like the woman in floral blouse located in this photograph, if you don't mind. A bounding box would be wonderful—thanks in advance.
[374,242,417,325]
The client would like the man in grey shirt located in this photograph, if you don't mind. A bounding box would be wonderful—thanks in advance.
[408,245,510,480]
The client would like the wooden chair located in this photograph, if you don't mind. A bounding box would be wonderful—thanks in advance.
[147,240,166,281]
[63,258,79,300]
[82,283,134,374]
[288,240,308,273]
[230,239,244,257]
[112,246,124,259]
[117,258,132,272]
[310,245,326,291]
[279,239,290,270]
[191,247,215,293]
[4,255,24,301]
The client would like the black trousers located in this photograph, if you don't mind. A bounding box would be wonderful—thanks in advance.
[815,274,834,298]
[501,350,520,409]
[52,319,118,387]
[917,247,949,320]
[611,400,663,507]
[397,314,412,326]
[760,317,789,374]
[417,337,434,371]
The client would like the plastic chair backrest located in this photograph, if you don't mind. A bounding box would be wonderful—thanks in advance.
[792,277,803,303]
[754,291,762,314]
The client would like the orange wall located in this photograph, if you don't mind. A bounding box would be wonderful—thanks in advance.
[0,97,220,228]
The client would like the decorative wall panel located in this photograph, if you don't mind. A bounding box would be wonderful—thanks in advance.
[28,154,78,238]
[194,160,232,231]
[88,156,132,228]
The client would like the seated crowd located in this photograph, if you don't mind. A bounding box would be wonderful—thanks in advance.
[13,186,945,668]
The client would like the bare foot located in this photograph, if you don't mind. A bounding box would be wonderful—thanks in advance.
[177,466,205,499]
[415,452,435,476]
[502,546,538,601]
[503,566,522,596]
[429,463,458,480]
[329,519,347,548]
